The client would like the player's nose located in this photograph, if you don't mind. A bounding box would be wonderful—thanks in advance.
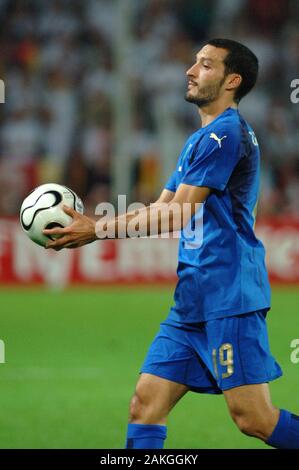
[186,63,198,78]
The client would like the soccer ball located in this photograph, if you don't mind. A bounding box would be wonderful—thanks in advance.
[20,183,84,247]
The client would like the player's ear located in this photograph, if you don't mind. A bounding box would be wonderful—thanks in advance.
[225,73,242,93]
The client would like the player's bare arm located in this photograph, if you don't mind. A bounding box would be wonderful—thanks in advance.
[43,185,210,250]
[42,188,174,249]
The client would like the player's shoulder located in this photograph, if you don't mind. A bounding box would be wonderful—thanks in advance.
[193,109,243,155]
[203,107,243,141]
[187,108,252,155]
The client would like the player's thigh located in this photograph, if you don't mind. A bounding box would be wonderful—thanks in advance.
[132,372,188,417]
[223,383,279,434]
[224,383,274,415]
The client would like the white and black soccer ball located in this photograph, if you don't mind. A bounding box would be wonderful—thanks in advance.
[20,183,84,247]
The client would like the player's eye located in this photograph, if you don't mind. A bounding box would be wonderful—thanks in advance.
[203,64,211,69]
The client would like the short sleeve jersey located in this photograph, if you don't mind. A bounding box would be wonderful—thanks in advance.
[164,107,271,323]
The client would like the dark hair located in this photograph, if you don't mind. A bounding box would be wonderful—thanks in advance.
[206,38,259,103]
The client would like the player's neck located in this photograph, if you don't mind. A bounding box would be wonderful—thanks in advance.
[198,102,238,128]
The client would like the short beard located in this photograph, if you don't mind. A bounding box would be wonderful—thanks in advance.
[185,93,214,107]
[185,77,226,108]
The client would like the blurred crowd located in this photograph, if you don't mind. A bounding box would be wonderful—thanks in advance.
[0,0,298,217]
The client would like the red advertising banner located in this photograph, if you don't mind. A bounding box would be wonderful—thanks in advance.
[256,218,299,284]
[0,218,298,285]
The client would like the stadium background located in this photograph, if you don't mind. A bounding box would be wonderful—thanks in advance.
[0,0,298,449]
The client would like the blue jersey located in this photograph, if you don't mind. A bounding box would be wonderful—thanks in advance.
[165,107,271,323]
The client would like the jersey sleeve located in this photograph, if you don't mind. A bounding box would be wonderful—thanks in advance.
[164,170,177,192]
[181,125,241,191]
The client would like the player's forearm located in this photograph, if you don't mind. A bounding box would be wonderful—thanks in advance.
[95,202,186,239]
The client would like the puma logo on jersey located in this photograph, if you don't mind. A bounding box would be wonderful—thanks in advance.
[209,132,227,148]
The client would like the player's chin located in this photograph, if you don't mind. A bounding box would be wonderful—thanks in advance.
[185,91,199,103]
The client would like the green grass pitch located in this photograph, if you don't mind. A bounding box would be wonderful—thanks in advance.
[0,286,298,449]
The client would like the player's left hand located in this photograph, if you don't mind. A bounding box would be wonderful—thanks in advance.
[43,205,97,250]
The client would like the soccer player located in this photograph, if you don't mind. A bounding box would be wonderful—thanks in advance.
[44,39,299,449]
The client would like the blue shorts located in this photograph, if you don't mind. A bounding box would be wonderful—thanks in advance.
[140,310,282,393]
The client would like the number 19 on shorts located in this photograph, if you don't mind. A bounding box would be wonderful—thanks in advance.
[212,343,234,379]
